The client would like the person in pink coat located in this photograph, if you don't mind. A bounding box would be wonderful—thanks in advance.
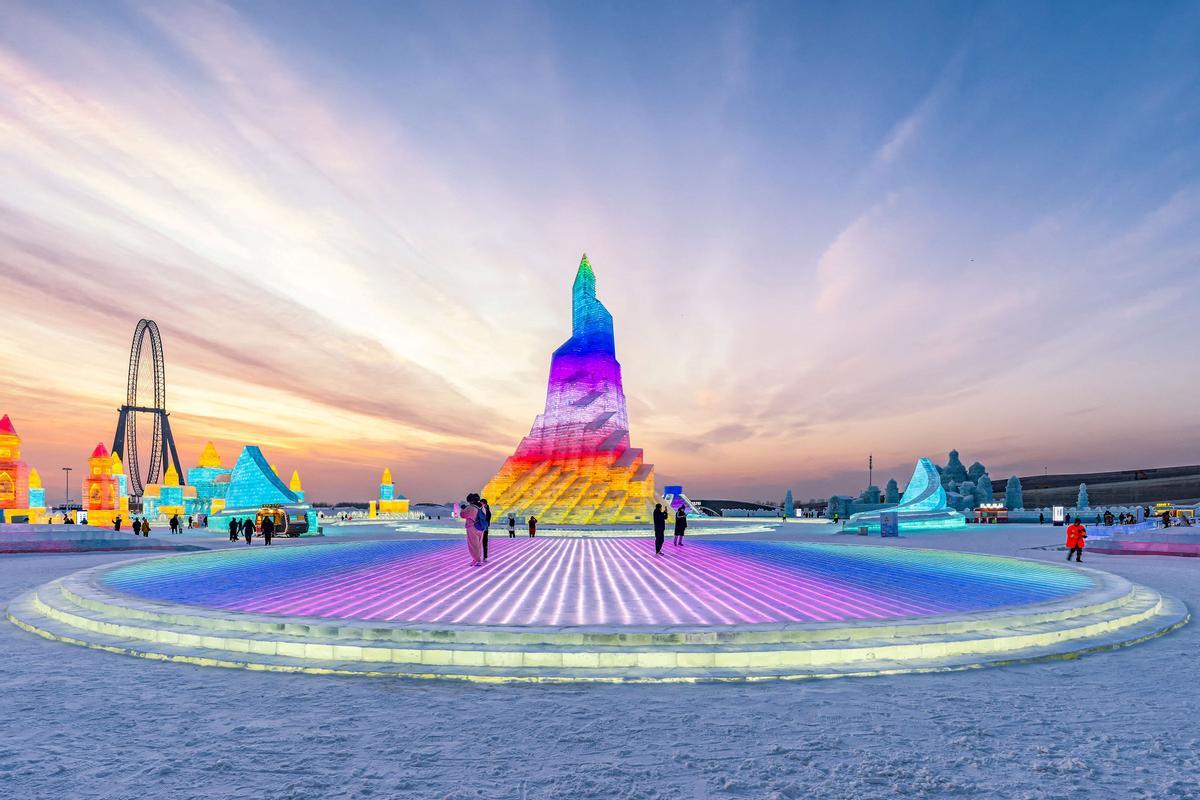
[461,493,484,566]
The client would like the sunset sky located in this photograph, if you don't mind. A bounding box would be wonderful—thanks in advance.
[2,1,1198,505]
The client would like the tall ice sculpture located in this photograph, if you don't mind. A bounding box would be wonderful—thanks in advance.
[482,254,655,524]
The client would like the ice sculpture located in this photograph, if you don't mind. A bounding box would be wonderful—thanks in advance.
[223,446,299,509]
[847,458,966,532]
[0,414,30,513]
[83,443,121,527]
[186,441,233,514]
[1005,475,1023,510]
[27,468,45,511]
[201,446,318,534]
[370,467,409,516]
[661,485,704,517]
[943,450,968,483]
[783,489,794,517]
[1077,483,1089,509]
[481,254,655,524]
[975,473,993,505]
[289,471,305,503]
[885,479,900,504]
[141,464,196,519]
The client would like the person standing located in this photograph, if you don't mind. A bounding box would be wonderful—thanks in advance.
[528,515,537,538]
[652,503,666,555]
[169,514,179,535]
[228,517,239,542]
[243,518,253,545]
[113,516,123,533]
[462,493,484,566]
[262,514,275,546]
[673,506,687,546]
[480,498,493,561]
[142,518,151,537]
[1065,519,1087,562]
[507,513,516,538]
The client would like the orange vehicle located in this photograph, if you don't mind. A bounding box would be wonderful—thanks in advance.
[253,505,309,537]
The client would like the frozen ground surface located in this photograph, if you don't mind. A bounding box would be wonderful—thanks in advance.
[1,524,1196,800]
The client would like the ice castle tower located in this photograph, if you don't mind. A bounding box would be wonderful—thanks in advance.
[482,254,655,524]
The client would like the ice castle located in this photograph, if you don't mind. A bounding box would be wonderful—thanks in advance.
[481,254,655,524]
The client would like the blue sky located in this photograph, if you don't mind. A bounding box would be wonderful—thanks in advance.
[1,1,1198,502]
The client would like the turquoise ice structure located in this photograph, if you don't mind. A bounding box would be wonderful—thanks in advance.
[205,446,317,535]
[847,458,967,533]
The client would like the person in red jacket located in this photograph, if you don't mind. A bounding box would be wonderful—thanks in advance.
[1065,520,1087,562]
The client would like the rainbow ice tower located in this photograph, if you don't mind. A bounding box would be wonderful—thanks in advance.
[482,254,655,524]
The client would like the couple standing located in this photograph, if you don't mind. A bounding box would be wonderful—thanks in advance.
[461,493,492,566]
[653,503,687,554]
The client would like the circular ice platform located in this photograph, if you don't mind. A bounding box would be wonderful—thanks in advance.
[7,539,1187,682]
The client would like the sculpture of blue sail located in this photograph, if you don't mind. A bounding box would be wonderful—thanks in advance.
[847,458,967,533]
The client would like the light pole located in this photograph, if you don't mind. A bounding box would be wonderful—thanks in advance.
[62,466,72,508]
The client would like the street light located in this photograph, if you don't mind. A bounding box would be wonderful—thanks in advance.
[61,466,72,508]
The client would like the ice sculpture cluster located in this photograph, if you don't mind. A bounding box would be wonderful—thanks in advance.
[482,255,655,524]
[847,458,967,532]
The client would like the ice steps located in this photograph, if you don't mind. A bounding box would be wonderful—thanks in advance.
[7,564,1188,682]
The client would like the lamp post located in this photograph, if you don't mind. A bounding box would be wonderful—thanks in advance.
[62,466,72,508]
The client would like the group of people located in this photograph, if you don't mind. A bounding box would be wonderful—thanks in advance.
[459,496,539,565]
[112,514,206,536]
[652,502,687,554]
[505,512,536,537]
[457,495,690,565]
[227,516,276,545]
[165,514,195,534]
[113,516,153,537]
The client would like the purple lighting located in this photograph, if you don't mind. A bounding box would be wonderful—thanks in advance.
[100,539,1093,628]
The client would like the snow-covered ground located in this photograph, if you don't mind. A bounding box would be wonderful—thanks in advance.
[1,524,1196,800]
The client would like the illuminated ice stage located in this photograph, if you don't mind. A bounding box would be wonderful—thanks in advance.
[8,539,1186,682]
[363,520,780,539]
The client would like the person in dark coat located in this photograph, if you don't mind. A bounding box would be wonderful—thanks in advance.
[508,513,516,538]
[142,518,151,537]
[113,516,123,532]
[480,498,492,561]
[262,515,275,546]
[243,518,253,545]
[228,517,239,542]
[652,503,666,555]
[528,516,537,537]
[169,514,179,534]
[673,507,687,546]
